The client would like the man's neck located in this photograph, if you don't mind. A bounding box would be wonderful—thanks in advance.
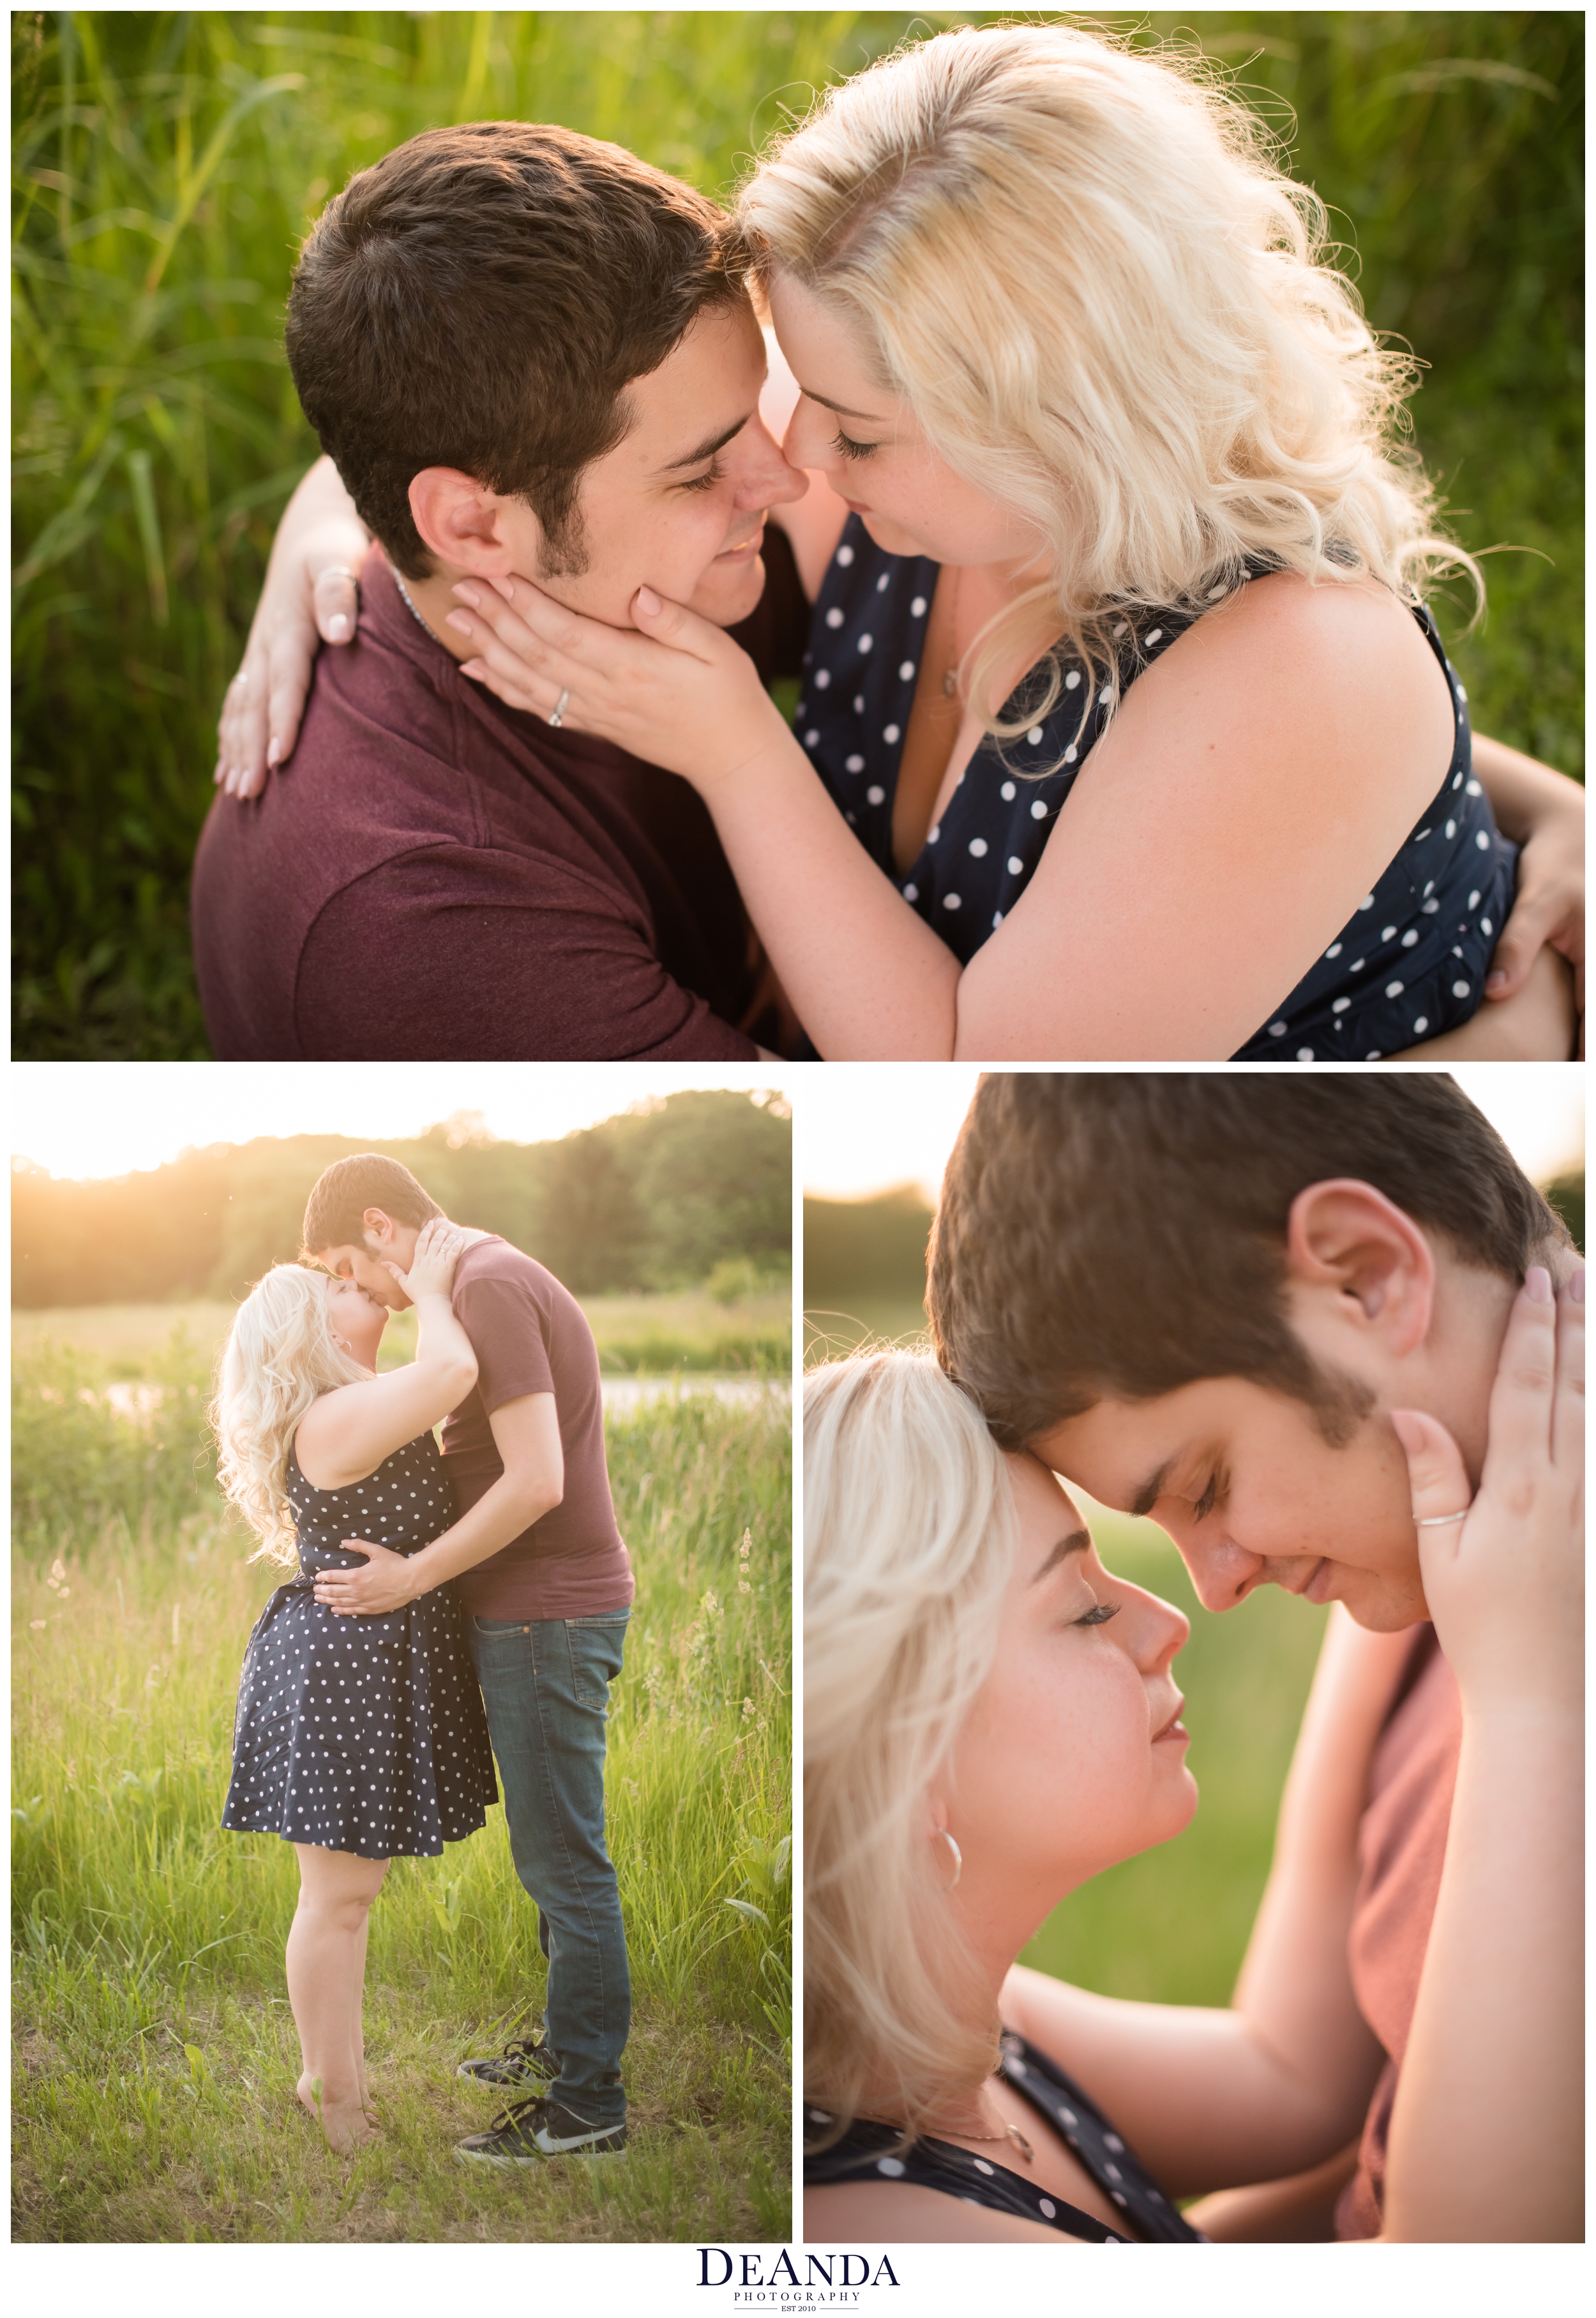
[393,562,477,663]
[1423,1240,1576,1483]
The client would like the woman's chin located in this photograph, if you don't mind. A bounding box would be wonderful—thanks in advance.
[857,510,933,559]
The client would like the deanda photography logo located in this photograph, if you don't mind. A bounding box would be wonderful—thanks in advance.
[696,2248,902,2300]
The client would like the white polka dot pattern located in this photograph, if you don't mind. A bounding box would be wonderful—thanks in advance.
[220,1431,498,1860]
[792,514,1519,1062]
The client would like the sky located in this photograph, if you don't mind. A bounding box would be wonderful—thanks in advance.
[11,1063,792,1182]
[801,1064,1585,1205]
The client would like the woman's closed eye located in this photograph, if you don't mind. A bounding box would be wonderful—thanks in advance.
[1073,1599,1121,1628]
[831,427,876,462]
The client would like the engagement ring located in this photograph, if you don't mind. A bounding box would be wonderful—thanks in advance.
[548,687,570,730]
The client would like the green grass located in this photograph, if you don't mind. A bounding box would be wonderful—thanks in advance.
[12,1286,793,1379]
[12,10,1582,1057]
[13,1334,791,2242]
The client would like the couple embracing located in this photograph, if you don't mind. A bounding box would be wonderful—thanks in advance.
[195,22,1581,1064]
[213,1153,630,2165]
[805,1074,1582,2241]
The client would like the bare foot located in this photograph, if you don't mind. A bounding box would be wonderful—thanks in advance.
[297,2072,377,2152]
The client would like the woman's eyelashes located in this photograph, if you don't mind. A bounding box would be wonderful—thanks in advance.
[831,426,877,462]
[1073,1599,1121,1629]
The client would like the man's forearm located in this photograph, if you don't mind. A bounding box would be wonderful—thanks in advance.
[402,1467,561,1597]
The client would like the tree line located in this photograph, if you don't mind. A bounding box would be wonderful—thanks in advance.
[13,1090,791,1306]
[803,1169,1585,1309]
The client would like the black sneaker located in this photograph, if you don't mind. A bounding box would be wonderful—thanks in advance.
[456,2035,561,2090]
[455,2095,628,2167]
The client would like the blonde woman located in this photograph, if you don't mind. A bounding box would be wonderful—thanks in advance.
[804,1318,1579,2240]
[214,1223,497,2149]
[432,23,1581,1062]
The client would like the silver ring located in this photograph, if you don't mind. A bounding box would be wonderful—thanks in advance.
[317,564,360,589]
[232,668,249,693]
[547,687,570,730]
[1415,1509,1472,1526]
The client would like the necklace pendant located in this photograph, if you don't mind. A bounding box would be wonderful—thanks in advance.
[1007,2126,1035,2164]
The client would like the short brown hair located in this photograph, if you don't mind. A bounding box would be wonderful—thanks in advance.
[302,1154,444,1261]
[285,121,744,577]
[930,1074,1570,1448]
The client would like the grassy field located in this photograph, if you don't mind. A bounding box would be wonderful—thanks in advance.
[12,1320,791,2243]
[13,10,1583,1057]
[13,1286,792,1377]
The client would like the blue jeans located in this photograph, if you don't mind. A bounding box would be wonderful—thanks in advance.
[468,1611,631,2128]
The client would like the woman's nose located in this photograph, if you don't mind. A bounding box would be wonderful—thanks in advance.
[780,398,832,473]
[1120,1581,1190,1670]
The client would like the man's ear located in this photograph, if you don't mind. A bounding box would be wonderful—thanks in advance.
[361,1205,397,1252]
[407,467,534,578]
[1284,1178,1436,1353]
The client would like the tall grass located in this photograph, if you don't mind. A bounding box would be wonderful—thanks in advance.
[12,11,1582,1057]
[13,1330,791,2243]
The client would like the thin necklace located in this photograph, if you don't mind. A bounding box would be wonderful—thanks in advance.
[930,2082,1034,2164]
[393,567,444,646]
[941,567,964,697]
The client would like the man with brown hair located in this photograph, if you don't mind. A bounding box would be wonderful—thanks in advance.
[192,122,808,1059]
[302,1152,635,2164]
[929,1073,1581,2238]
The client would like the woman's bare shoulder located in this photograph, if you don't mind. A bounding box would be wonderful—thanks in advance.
[805,2179,1086,2245]
[1152,566,1452,745]
[1094,562,1457,839]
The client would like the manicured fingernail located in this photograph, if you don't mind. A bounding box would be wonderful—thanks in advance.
[1486,970,1508,991]
[1570,1268,1585,1306]
[453,583,481,608]
[1526,1264,1553,1304]
[636,585,661,616]
[491,576,515,601]
[327,614,350,642]
[267,736,282,769]
[460,660,486,681]
[445,611,474,636]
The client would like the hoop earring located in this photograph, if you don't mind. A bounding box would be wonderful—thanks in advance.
[933,1828,963,1891]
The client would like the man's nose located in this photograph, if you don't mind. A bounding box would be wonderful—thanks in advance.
[1166,1526,1265,1614]
[735,419,808,508]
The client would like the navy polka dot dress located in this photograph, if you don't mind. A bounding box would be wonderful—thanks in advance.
[805,2031,1204,2242]
[222,1431,498,1860]
[797,516,1518,1061]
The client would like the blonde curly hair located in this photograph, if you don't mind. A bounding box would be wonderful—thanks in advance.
[210,1264,369,1566]
[804,1348,1018,2141]
[737,22,1483,756]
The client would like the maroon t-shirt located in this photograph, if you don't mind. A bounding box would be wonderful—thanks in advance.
[442,1237,633,1622]
[191,530,808,1059]
[1335,1623,1462,2239]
